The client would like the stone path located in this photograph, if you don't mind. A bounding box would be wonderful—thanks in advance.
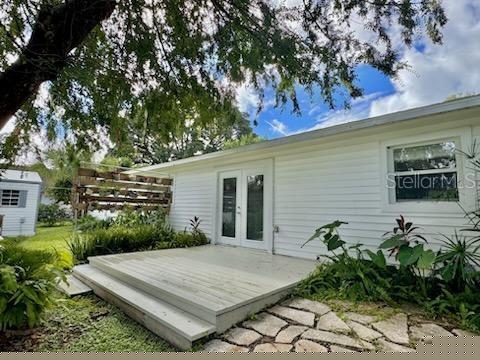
[203,297,476,352]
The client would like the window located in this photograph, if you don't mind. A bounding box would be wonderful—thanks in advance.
[1,189,21,207]
[389,140,459,202]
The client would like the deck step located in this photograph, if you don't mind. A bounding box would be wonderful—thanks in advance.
[57,274,92,296]
[73,264,216,350]
[89,256,219,325]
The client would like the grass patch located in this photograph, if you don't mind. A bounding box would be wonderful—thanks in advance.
[7,224,74,269]
[0,292,175,352]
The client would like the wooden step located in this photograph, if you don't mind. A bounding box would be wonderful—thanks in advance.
[89,256,219,325]
[73,264,216,350]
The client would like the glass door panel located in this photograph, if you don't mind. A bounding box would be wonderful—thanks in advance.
[246,175,264,241]
[222,177,237,238]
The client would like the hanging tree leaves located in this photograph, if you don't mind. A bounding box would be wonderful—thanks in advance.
[0,0,447,161]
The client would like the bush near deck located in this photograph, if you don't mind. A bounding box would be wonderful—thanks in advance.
[296,218,480,333]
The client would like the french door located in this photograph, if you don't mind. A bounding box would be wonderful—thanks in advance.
[217,162,272,251]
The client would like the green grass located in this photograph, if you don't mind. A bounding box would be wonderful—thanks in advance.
[6,223,74,268]
[0,293,175,352]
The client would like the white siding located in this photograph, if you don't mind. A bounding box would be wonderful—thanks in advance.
[273,124,477,259]
[0,181,41,237]
[169,168,215,238]
[165,110,480,260]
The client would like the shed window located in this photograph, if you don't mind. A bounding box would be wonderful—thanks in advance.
[389,141,459,202]
[1,189,21,207]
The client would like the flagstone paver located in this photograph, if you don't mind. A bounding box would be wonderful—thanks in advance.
[372,313,410,345]
[316,312,351,333]
[377,339,415,352]
[224,328,262,346]
[344,312,376,325]
[452,329,476,337]
[204,340,249,352]
[268,305,315,327]
[346,320,383,341]
[330,345,357,352]
[203,297,474,352]
[294,339,329,352]
[243,313,288,337]
[410,323,454,342]
[253,343,293,352]
[284,298,331,316]
[275,325,308,343]
[301,329,367,350]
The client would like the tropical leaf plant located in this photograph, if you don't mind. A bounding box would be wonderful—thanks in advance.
[435,232,480,291]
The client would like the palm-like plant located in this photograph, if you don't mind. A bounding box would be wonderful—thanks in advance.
[436,232,480,291]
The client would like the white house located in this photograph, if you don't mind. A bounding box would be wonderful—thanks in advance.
[0,170,43,237]
[136,96,480,260]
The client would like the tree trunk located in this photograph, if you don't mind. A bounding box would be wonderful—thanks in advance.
[0,0,117,130]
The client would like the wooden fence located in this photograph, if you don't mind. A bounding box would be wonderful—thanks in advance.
[72,168,173,217]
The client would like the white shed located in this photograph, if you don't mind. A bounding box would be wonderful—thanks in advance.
[0,170,43,237]
[135,96,480,260]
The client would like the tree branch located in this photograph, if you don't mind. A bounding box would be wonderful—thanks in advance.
[0,0,117,129]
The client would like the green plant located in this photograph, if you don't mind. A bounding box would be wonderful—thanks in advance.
[435,232,480,291]
[75,215,113,232]
[38,204,69,227]
[379,215,436,297]
[0,243,65,330]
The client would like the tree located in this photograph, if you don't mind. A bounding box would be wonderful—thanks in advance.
[37,144,92,204]
[111,97,258,164]
[0,0,447,162]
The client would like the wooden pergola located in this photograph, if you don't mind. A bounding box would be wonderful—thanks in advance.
[72,168,173,217]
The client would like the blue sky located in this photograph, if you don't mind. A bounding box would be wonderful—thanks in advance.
[238,0,480,140]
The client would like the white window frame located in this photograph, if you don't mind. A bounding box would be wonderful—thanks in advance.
[380,127,476,214]
[1,189,20,207]
[388,138,459,203]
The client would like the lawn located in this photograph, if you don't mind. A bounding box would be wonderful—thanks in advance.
[0,293,175,352]
[1,223,177,352]
[7,223,74,268]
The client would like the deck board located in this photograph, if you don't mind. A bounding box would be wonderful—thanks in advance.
[90,245,316,313]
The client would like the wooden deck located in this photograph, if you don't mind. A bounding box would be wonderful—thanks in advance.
[73,245,316,350]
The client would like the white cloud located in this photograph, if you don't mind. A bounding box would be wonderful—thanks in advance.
[267,119,289,136]
[369,0,480,116]
[236,83,260,113]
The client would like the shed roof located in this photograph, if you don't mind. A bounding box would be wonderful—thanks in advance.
[133,95,480,174]
[0,169,43,184]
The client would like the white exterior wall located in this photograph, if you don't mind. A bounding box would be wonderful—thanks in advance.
[169,168,215,238]
[166,108,480,260]
[0,181,41,237]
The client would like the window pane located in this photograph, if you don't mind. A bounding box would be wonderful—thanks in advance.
[222,178,236,237]
[393,142,456,172]
[246,175,264,241]
[395,172,458,201]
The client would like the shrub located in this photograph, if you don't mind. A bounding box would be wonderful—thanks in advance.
[111,208,166,228]
[38,204,69,227]
[74,214,112,232]
[298,217,480,332]
[0,243,65,330]
[69,223,177,263]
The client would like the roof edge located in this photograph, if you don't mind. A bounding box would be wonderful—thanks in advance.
[132,95,480,173]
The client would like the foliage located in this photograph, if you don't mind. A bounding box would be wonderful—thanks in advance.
[47,176,73,204]
[379,215,435,296]
[0,243,65,330]
[0,0,447,161]
[111,208,166,228]
[69,216,208,264]
[9,224,74,269]
[297,217,480,331]
[435,232,480,291]
[1,293,174,351]
[222,134,264,150]
[110,105,257,164]
[38,204,70,227]
[74,215,113,232]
